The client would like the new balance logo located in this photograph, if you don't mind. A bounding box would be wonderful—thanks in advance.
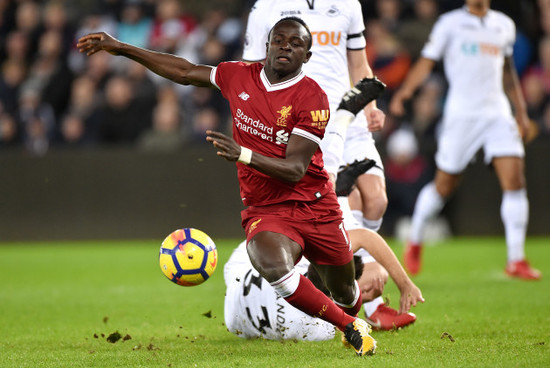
[239,91,250,101]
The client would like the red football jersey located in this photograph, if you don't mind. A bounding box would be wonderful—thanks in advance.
[211,62,332,206]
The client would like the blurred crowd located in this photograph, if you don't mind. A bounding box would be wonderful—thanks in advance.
[0,0,245,153]
[0,0,548,162]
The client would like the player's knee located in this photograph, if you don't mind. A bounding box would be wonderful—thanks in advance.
[362,194,388,219]
[247,253,292,282]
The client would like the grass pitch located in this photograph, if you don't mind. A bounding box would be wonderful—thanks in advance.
[0,237,548,367]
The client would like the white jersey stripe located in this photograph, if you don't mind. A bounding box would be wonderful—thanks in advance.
[292,127,321,145]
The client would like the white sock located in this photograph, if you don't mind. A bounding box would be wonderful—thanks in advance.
[320,110,354,176]
[270,269,300,298]
[352,210,363,224]
[362,217,383,232]
[409,182,445,244]
[500,189,528,262]
[364,296,384,317]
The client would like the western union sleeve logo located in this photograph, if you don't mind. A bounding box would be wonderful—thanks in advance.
[310,109,330,129]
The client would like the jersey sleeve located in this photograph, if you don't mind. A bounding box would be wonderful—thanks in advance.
[210,61,243,95]
[291,87,330,145]
[421,15,450,61]
[347,0,367,50]
[242,0,271,61]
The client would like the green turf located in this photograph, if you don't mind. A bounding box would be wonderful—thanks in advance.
[0,237,548,367]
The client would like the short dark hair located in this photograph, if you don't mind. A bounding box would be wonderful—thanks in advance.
[268,16,313,50]
[306,256,364,296]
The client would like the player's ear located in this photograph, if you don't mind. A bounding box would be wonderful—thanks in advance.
[303,50,312,64]
[265,42,269,55]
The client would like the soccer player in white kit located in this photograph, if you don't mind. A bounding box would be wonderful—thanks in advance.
[224,241,340,341]
[242,0,418,330]
[390,0,541,280]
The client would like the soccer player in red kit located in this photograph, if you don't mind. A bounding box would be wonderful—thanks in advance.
[77,17,408,356]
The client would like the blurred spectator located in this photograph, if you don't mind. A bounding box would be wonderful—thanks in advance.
[41,1,75,58]
[522,72,546,122]
[63,74,102,144]
[14,0,42,57]
[523,36,550,94]
[374,0,403,32]
[396,0,439,61]
[540,101,550,136]
[117,0,153,49]
[0,0,17,38]
[365,20,411,91]
[149,0,196,53]
[82,51,114,90]
[4,30,31,64]
[138,101,183,152]
[18,86,56,155]
[0,112,20,146]
[513,31,534,77]
[24,29,74,120]
[0,59,27,114]
[189,107,220,143]
[97,74,151,144]
[383,127,432,235]
[124,62,157,112]
[58,112,89,146]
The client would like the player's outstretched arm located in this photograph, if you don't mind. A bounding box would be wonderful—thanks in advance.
[348,228,424,313]
[206,130,317,183]
[76,32,213,87]
[389,57,436,116]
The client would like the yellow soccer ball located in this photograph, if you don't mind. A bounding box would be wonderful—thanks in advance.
[159,228,218,286]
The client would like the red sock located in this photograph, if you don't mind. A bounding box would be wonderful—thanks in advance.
[284,274,355,331]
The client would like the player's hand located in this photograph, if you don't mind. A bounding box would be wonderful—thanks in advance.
[360,276,385,302]
[206,130,241,162]
[398,282,424,314]
[366,107,385,132]
[515,110,532,143]
[389,89,411,117]
[76,32,121,56]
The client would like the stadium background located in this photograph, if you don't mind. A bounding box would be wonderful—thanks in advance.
[0,0,548,241]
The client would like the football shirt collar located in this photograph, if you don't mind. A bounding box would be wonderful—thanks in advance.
[260,67,306,92]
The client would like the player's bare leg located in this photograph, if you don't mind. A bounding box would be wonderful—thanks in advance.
[354,173,388,232]
[493,156,541,280]
[406,170,460,275]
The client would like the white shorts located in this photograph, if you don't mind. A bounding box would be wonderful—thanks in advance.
[436,113,524,174]
[343,113,385,179]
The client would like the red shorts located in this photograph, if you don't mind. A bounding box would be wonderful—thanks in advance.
[241,192,352,266]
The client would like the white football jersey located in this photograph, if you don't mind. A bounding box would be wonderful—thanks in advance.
[421,7,515,117]
[242,0,366,107]
[224,241,335,341]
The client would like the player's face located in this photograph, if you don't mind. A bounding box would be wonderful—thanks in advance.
[265,20,312,81]
[465,0,490,10]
